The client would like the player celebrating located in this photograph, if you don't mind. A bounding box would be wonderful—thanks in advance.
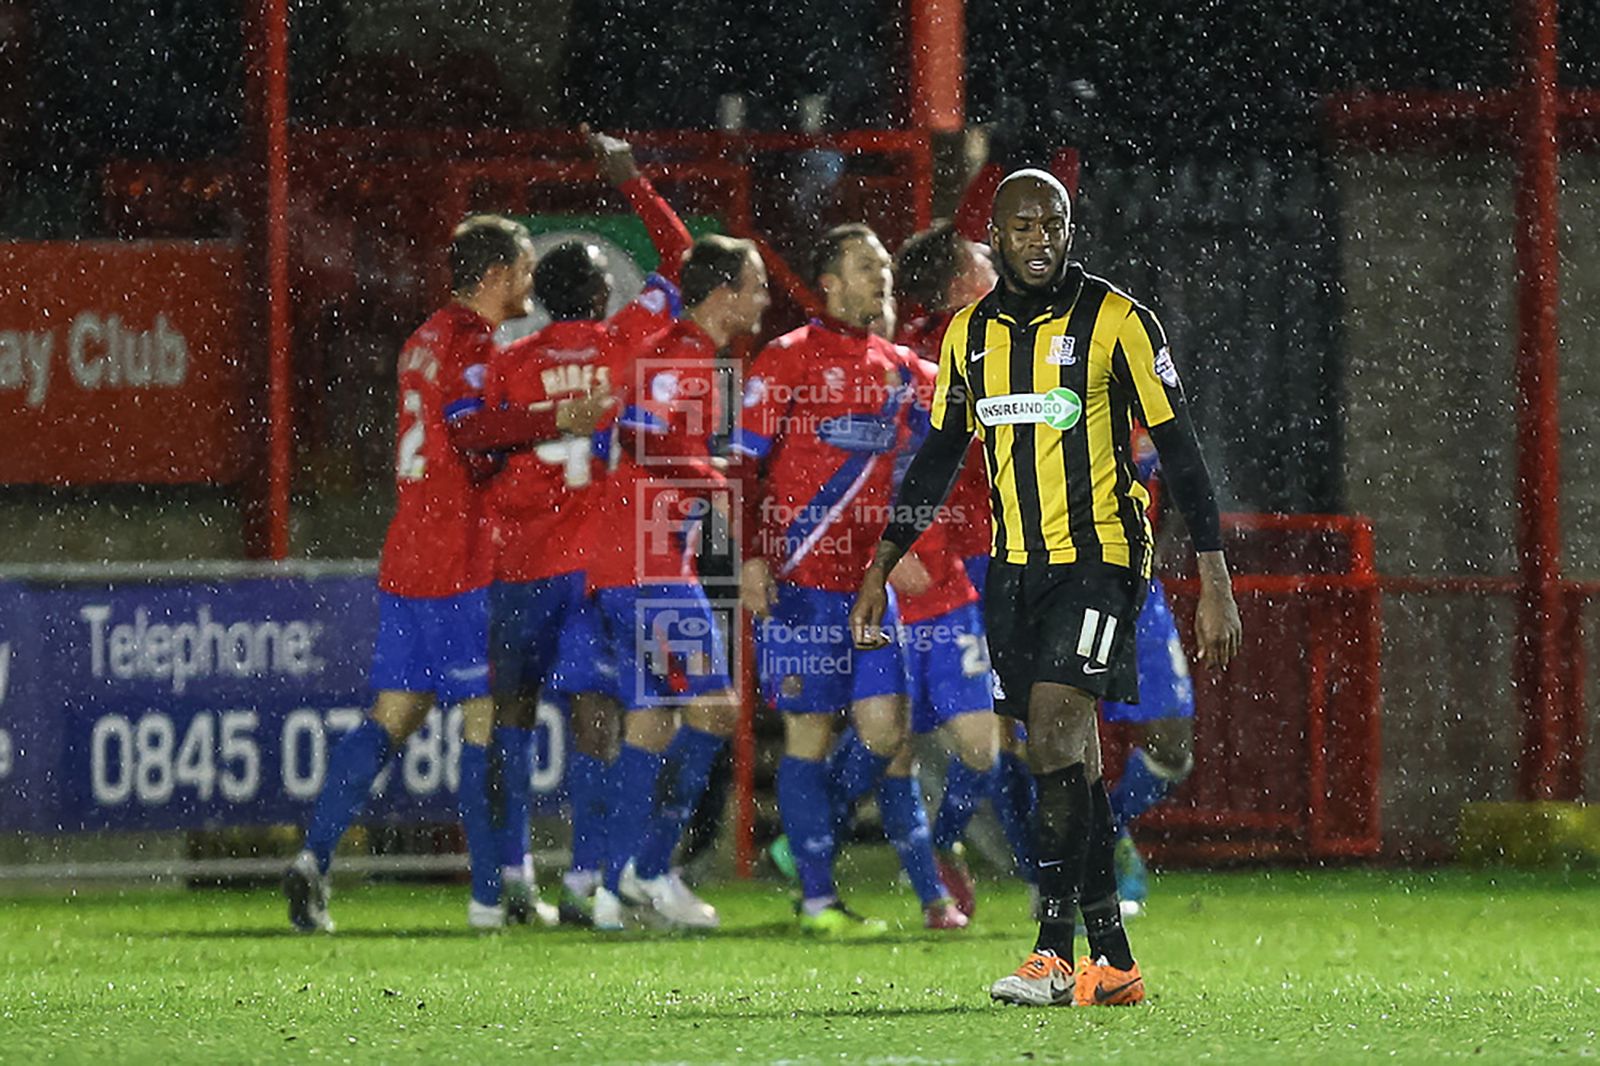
[283,214,607,933]
[581,234,770,931]
[736,224,950,935]
[851,170,1241,1005]
[484,125,692,926]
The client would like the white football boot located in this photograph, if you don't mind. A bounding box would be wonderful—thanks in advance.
[635,869,719,930]
[467,899,507,930]
[283,850,334,933]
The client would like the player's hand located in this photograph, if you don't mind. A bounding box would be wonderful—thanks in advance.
[555,385,613,436]
[740,558,777,619]
[1194,551,1242,668]
[849,569,893,650]
[887,553,932,596]
[581,122,640,186]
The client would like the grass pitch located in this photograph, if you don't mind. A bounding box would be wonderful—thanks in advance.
[2,859,1597,1064]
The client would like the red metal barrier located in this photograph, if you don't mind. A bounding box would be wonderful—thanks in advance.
[1106,514,1384,862]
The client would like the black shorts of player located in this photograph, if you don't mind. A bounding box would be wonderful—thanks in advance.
[982,559,1148,719]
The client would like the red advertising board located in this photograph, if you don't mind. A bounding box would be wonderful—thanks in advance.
[0,241,244,483]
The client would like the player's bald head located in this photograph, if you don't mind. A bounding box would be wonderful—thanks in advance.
[990,169,1074,294]
[991,169,1071,229]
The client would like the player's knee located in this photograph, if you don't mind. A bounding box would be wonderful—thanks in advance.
[949,713,999,773]
[1144,745,1194,784]
[1143,719,1195,781]
[371,690,431,743]
[684,690,739,737]
[458,696,496,746]
[783,713,834,761]
[624,708,676,753]
[854,716,907,758]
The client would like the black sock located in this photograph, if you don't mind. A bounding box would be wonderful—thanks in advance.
[1031,763,1091,958]
[1081,778,1135,970]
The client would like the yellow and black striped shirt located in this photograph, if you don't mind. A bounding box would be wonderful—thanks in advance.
[930,265,1188,576]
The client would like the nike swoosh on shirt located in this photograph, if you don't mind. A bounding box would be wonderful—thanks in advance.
[1094,977,1143,1003]
[970,346,1002,363]
[1083,664,1110,675]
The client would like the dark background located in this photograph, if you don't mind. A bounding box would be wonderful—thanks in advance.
[0,0,1582,518]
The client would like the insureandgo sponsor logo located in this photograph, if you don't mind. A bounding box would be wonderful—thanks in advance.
[975,388,1083,431]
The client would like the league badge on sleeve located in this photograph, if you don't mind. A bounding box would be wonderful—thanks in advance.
[1153,346,1180,387]
[742,376,767,408]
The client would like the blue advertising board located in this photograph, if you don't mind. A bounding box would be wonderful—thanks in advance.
[0,572,567,833]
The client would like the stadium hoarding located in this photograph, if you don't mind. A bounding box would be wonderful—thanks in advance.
[0,571,567,833]
[0,241,245,483]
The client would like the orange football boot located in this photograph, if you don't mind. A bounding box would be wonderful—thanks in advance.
[1074,955,1146,1006]
[989,950,1075,1006]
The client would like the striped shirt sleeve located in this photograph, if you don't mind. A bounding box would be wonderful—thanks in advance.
[929,307,976,433]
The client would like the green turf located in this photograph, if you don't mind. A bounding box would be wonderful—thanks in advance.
[3,859,1598,1063]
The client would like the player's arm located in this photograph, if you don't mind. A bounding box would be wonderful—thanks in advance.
[1114,304,1241,668]
[585,124,693,282]
[448,394,614,453]
[727,343,798,617]
[851,327,975,647]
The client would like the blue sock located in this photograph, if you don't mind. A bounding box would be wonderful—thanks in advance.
[777,755,836,901]
[994,751,1037,882]
[1109,747,1177,830]
[304,718,392,875]
[567,751,610,874]
[931,757,994,852]
[878,775,945,906]
[634,727,726,880]
[603,744,665,894]
[827,727,892,841]
[493,726,533,872]
[458,742,502,906]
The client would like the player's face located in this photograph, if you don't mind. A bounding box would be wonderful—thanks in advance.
[822,235,893,331]
[991,183,1072,294]
[726,253,770,336]
[948,240,998,309]
[502,245,536,319]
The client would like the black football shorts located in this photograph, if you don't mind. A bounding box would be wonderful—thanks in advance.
[982,559,1148,719]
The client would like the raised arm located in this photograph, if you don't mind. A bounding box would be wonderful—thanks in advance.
[584,123,692,281]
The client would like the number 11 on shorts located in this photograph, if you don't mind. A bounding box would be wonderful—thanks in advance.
[1076,608,1118,672]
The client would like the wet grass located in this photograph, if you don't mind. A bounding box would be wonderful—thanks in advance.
[2,861,1597,1063]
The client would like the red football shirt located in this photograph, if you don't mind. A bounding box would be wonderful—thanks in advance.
[378,303,497,598]
[733,319,919,594]
[487,271,683,583]
[891,354,979,623]
[484,320,618,583]
[582,319,726,589]
[898,311,991,561]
